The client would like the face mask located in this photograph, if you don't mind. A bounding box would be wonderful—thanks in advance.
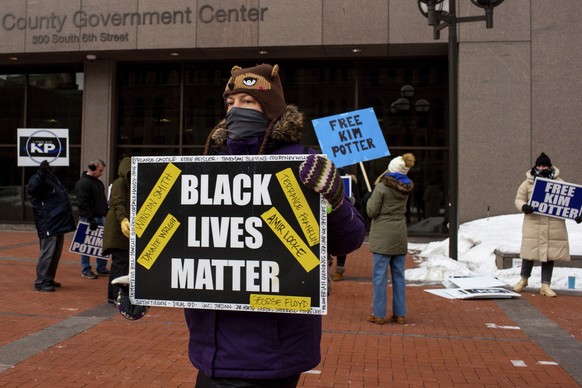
[226,107,268,140]
[538,168,553,178]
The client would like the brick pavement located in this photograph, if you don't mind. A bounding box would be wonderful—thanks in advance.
[0,228,581,387]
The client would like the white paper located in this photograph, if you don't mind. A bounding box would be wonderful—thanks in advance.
[443,275,507,289]
[425,287,521,299]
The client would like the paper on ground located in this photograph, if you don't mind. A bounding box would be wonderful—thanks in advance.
[425,287,521,299]
[443,275,507,289]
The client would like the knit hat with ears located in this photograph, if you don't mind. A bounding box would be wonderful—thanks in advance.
[388,153,416,175]
[534,152,552,167]
[224,64,286,122]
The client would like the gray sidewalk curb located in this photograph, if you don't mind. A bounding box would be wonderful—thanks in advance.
[496,298,582,386]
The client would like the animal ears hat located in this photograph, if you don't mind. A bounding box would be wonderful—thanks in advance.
[224,64,286,121]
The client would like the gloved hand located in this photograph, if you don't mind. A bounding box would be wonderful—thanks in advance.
[117,288,148,320]
[111,276,148,320]
[121,218,130,238]
[522,204,534,214]
[575,215,582,224]
[299,155,344,212]
[39,160,51,174]
[89,218,98,231]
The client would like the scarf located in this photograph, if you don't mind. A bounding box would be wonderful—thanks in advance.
[386,172,411,185]
[531,167,555,180]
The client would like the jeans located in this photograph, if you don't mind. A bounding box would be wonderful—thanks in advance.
[372,253,406,318]
[520,259,555,284]
[80,216,107,273]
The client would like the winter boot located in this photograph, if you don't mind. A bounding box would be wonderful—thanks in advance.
[513,278,528,292]
[540,283,557,297]
[366,315,386,325]
[332,266,345,282]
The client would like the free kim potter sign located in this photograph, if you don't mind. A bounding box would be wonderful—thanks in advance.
[311,108,390,168]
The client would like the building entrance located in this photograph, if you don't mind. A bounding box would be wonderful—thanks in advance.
[116,59,448,236]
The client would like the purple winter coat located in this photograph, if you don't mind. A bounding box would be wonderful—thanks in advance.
[184,105,366,379]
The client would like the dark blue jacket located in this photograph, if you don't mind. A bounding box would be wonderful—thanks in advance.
[185,105,366,379]
[27,168,76,238]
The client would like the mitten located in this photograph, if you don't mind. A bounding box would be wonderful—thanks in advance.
[89,218,98,231]
[111,276,148,321]
[575,215,582,224]
[111,275,130,286]
[299,155,344,212]
[39,160,52,176]
[522,204,534,214]
[121,218,130,238]
[116,288,148,320]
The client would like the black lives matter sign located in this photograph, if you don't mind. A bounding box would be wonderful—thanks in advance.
[129,155,327,314]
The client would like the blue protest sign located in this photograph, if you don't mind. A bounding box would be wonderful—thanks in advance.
[69,221,110,260]
[529,178,582,220]
[342,175,352,197]
[311,108,390,168]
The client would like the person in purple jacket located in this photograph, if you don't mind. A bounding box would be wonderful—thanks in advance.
[184,63,366,387]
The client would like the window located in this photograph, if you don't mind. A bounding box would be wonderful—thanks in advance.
[0,67,83,222]
[116,59,448,235]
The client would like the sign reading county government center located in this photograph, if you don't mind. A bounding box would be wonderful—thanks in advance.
[129,155,327,315]
[0,4,269,51]
[529,177,582,221]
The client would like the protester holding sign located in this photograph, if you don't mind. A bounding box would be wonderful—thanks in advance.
[27,160,76,292]
[75,158,109,279]
[513,152,580,297]
[184,63,366,386]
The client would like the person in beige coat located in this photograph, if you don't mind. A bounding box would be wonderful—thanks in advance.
[513,152,571,297]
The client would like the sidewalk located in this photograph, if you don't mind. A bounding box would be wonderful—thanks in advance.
[0,228,581,387]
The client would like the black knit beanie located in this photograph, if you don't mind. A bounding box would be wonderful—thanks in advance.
[535,152,552,167]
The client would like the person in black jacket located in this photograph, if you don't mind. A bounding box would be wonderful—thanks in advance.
[75,158,109,279]
[27,160,76,292]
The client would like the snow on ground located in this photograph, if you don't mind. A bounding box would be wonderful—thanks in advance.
[407,214,582,290]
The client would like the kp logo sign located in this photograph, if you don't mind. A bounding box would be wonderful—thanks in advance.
[17,128,70,167]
